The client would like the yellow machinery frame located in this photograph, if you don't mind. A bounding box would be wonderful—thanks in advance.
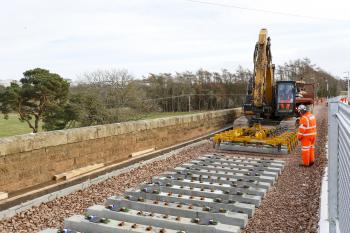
[213,124,298,153]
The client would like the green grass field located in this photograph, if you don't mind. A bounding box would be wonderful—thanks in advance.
[0,114,39,137]
[0,112,199,138]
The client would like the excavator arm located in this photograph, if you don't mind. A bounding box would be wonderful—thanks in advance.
[245,29,275,118]
[253,29,274,109]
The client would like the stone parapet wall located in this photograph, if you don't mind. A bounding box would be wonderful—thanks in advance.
[0,108,241,193]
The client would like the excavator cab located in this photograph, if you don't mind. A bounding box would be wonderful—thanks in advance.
[275,81,296,117]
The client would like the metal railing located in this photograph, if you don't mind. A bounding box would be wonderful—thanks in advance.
[328,97,350,233]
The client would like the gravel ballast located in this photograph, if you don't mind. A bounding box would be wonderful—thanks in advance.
[238,104,328,233]
[0,142,212,233]
[0,104,328,233]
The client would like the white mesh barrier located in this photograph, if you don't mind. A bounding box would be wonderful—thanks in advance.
[328,99,350,233]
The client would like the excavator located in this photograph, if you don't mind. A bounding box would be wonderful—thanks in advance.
[213,28,309,155]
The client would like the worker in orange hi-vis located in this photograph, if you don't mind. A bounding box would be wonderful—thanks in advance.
[297,105,317,166]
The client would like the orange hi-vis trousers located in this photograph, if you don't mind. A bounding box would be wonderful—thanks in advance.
[298,112,317,166]
[300,136,316,166]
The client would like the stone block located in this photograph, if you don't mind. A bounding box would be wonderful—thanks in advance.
[147,119,159,130]
[123,122,135,134]
[67,127,97,144]
[133,121,145,132]
[0,135,33,155]
[95,125,109,138]
[32,130,67,150]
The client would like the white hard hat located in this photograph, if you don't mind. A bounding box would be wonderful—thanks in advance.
[298,104,307,112]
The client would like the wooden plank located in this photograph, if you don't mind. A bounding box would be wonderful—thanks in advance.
[130,147,155,158]
[54,173,67,181]
[54,163,104,181]
[64,164,104,180]
[0,192,8,201]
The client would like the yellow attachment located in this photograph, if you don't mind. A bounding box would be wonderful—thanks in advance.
[213,124,298,153]
[229,128,243,137]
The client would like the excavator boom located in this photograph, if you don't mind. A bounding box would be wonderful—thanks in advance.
[253,29,274,109]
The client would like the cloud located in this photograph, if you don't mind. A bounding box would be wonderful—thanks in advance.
[0,0,349,80]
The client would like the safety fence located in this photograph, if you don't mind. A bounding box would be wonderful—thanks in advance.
[142,94,246,112]
[328,97,350,233]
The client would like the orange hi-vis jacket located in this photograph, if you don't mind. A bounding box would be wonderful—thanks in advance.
[298,112,317,140]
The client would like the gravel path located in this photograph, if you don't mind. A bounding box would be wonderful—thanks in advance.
[0,104,328,233]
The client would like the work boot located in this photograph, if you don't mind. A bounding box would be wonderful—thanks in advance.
[309,161,315,166]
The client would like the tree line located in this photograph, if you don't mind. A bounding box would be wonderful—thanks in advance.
[0,58,344,133]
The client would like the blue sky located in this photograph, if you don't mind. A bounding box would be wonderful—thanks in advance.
[1,0,349,81]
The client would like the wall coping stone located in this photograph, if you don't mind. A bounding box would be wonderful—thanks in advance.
[0,108,240,156]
